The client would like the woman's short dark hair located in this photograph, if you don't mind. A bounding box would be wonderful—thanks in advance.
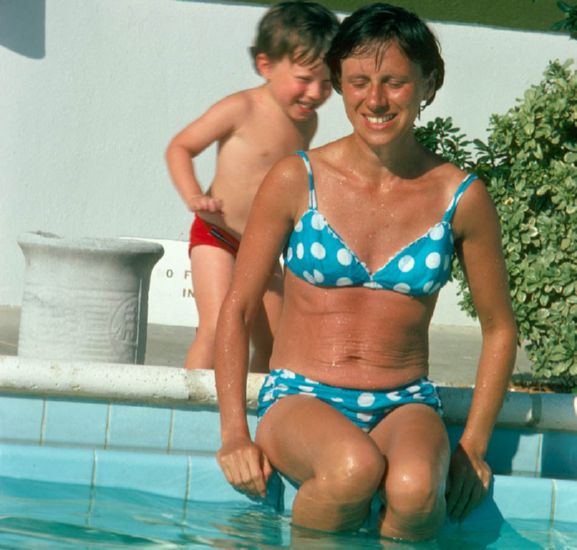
[325,3,444,105]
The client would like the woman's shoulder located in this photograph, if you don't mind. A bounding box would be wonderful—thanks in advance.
[255,153,313,218]
[269,151,311,177]
[426,161,480,198]
[260,152,312,197]
[303,138,350,171]
[443,164,488,204]
[443,166,496,237]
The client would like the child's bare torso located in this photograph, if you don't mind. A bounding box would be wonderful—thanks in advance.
[202,87,315,237]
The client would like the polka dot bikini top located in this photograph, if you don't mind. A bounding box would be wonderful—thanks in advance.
[283,151,478,296]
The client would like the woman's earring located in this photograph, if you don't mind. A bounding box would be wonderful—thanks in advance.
[418,100,427,120]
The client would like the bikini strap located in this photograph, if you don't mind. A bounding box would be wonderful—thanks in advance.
[296,150,317,209]
[443,173,478,222]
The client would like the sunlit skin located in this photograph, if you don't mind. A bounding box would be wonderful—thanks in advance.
[263,56,333,124]
[341,44,433,154]
[215,39,517,542]
[167,55,332,237]
[166,55,332,371]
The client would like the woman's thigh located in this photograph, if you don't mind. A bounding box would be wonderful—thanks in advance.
[256,395,384,485]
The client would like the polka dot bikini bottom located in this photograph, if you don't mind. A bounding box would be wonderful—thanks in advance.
[257,368,442,432]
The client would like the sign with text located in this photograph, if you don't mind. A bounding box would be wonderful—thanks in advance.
[127,238,197,327]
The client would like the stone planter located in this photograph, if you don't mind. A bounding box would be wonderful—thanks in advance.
[17,232,164,364]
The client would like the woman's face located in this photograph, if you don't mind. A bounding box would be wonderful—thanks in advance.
[340,40,433,148]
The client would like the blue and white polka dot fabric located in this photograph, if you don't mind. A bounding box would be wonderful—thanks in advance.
[283,151,478,296]
[257,369,442,432]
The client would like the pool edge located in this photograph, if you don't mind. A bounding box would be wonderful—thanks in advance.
[1,354,575,431]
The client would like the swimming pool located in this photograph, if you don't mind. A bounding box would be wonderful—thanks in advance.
[1,355,577,547]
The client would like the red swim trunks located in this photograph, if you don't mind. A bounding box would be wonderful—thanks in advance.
[188,216,240,257]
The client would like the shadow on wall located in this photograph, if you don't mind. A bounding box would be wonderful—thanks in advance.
[0,0,45,59]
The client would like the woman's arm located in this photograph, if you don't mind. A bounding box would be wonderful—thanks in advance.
[215,155,306,497]
[446,178,518,521]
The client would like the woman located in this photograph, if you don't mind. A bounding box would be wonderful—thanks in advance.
[215,3,517,542]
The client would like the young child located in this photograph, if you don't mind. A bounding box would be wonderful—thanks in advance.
[166,1,339,371]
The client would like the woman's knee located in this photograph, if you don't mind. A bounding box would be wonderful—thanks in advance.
[383,460,446,518]
[319,440,385,503]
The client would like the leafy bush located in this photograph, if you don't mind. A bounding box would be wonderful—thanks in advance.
[553,0,577,39]
[416,60,577,387]
[414,116,473,170]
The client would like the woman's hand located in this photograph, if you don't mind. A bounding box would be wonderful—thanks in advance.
[217,437,273,498]
[446,443,492,522]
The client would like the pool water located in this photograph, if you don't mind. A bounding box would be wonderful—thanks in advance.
[1,477,576,549]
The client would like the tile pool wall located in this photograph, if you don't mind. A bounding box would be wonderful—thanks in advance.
[1,391,577,481]
[1,355,577,526]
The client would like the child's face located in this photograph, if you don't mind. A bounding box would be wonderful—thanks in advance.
[260,56,333,121]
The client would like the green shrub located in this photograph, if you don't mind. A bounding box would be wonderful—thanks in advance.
[414,116,473,170]
[416,60,577,387]
[552,1,577,39]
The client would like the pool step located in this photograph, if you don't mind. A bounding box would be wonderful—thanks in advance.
[1,443,576,528]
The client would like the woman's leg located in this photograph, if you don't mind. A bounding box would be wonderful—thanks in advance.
[256,395,385,532]
[369,404,450,541]
[185,245,235,370]
[249,261,283,373]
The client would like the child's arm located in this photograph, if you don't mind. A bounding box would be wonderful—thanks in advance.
[165,93,249,214]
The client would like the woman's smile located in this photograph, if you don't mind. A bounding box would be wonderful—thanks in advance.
[364,112,397,129]
[341,41,430,145]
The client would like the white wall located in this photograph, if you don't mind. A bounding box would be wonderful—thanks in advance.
[2,0,575,327]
